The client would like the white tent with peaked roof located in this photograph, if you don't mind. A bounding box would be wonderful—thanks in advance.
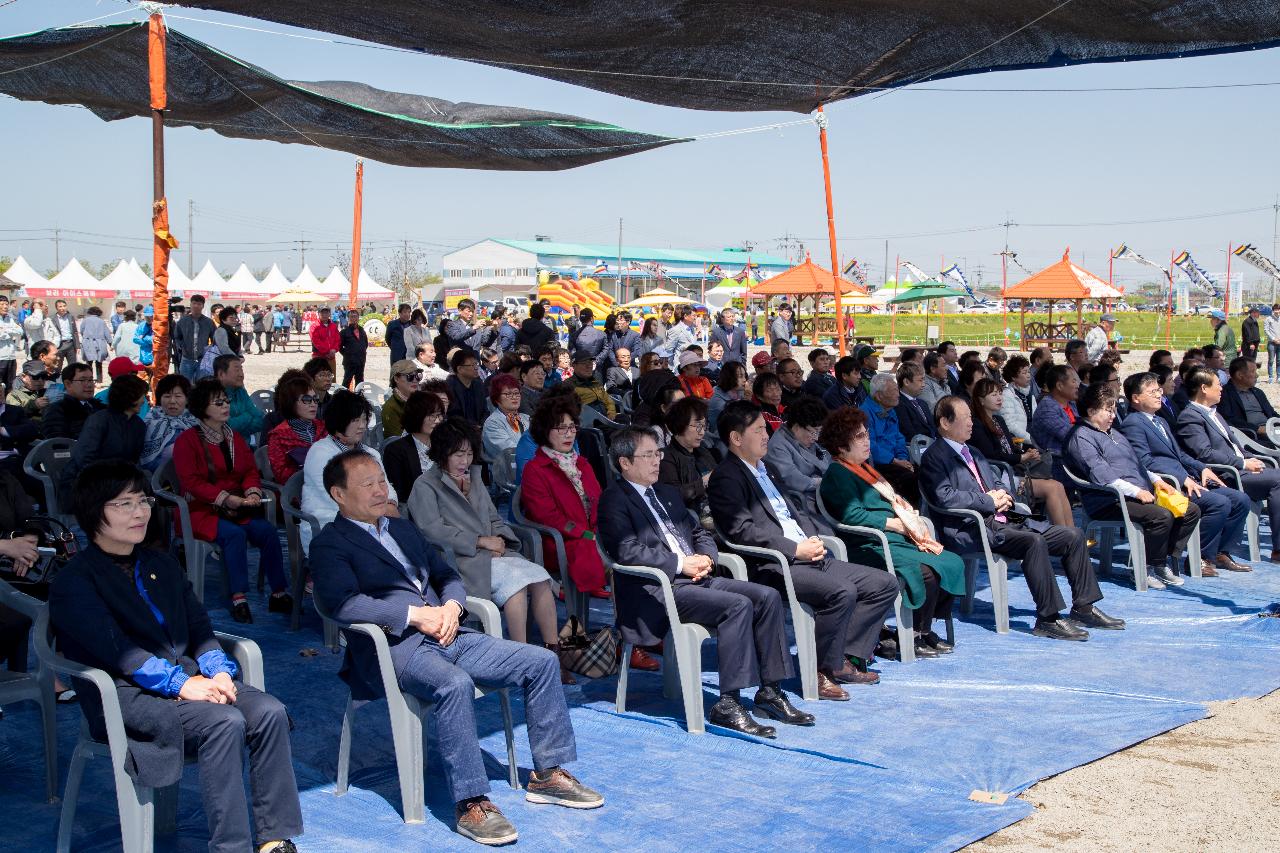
[285,265,330,300]
[166,258,192,295]
[317,265,394,301]
[258,264,293,299]
[221,263,260,301]
[188,260,226,298]
[32,258,115,299]
[3,256,47,290]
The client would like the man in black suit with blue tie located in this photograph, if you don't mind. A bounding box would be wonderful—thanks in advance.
[1176,367,1280,562]
[919,396,1122,640]
[310,450,602,846]
[894,361,936,442]
[597,427,811,738]
[1119,372,1252,576]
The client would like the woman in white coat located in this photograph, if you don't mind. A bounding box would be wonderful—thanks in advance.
[999,354,1038,442]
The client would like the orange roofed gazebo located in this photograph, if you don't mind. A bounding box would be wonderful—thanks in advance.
[747,254,867,346]
[1002,249,1123,350]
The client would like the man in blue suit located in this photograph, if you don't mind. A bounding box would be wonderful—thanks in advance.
[1176,368,1280,563]
[310,450,603,846]
[709,306,749,367]
[1119,372,1252,576]
[894,361,936,442]
[919,395,1122,640]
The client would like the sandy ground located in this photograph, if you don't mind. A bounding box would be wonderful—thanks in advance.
[967,690,1280,852]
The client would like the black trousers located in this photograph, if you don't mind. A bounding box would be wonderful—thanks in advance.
[875,461,921,506]
[0,359,15,391]
[754,557,898,670]
[914,564,953,632]
[1093,497,1201,567]
[673,575,793,692]
[176,685,302,853]
[1236,467,1280,549]
[341,357,365,391]
[987,521,1100,620]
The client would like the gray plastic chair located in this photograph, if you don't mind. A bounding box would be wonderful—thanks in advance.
[313,589,518,824]
[609,549,747,734]
[714,528,847,702]
[279,471,331,641]
[815,492,956,663]
[1061,466,1150,591]
[249,388,275,416]
[1150,472,1204,578]
[355,381,389,407]
[151,461,224,604]
[918,496,1012,633]
[253,444,285,536]
[511,485,589,630]
[364,407,385,450]
[1204,458,1269,563]
[0,579,57,803]
[379,432,404,455]
[907,434,932,466]
[22,437,77,525]
[37,628,263,853]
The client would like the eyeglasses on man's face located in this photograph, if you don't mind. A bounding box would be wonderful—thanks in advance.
[629,451,661,461]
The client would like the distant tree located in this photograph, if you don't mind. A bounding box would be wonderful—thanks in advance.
[0,256,12,277]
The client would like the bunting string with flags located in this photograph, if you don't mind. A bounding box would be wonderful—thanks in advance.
[1173,250,1222,297]
[899,260,931,284]
[941,262,983,302]
[1111,243,1166,271]
[704,263,724,278]
[1233,244,1280,281]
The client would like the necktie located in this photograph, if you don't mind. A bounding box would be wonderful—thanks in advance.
[915,399,931,433]
[959,446,1005,522]
[1062,403,1076,425]
[645,487,692,557]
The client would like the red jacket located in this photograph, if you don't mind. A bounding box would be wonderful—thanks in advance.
[520,451,606,594]
[172,427,263,542]
[266,418,328,483]
[310,320,341,358]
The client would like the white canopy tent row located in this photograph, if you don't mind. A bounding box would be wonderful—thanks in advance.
[319,265,396,302]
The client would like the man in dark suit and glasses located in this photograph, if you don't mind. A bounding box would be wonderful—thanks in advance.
[310,450,602,846]
[707,401,898,697]
[1176,367,1280,562]
[918,395,1123,640]
[598,426,812,738]
[894,361,935,441]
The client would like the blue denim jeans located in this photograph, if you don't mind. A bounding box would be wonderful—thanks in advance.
[1267,342,1280,380]
[213,517,286,595]
[179,357,199,382]
[398,631,575,802]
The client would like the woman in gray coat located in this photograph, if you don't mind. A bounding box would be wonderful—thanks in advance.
[79,306,112,383]
[764,396,832,522]
[406,417,559,647]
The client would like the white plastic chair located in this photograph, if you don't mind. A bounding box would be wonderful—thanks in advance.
[608,549,748,734]
[151,461,224,604]
[37,627,263,853]
[1151,472,1203,579]
[511,485,589,629]
[22,437,77,525]
[907,434,932,466]
[1205,460,1269,563]
[918,495,1013,633]
[0,579,57,803]
[1061,466,1151,591]
[313,590,518,824]
[355,381,389,407]
[279,472,335,644]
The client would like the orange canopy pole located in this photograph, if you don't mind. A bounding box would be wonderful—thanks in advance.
[348,158,364,312]
[815,106,846,357]
[1001,249,1009,346]
[1225,241,1233,316]
[1167,249,1175,349]
[148,12,174,385]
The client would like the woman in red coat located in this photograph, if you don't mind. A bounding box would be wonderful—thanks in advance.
[267,373,328,483]
[173,378,289,623]
[520,394,607,596]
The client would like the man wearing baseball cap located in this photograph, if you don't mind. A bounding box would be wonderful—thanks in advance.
[569,351,616,419]
[6,359,50,421]
[1209,309,1238,363]
[1085,313,1116,365]
[750,351,774,375]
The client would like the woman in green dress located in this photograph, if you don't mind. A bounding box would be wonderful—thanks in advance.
[818,406,967,658]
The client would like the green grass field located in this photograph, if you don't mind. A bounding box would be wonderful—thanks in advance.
[799,311,1224,351]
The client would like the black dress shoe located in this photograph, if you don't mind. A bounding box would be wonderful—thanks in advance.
[1032,617,1087,641]
[921,631,954,654]
[911,638,940,659]
[1068,605,1125,630]
[231,601,253,624]
[752,685,815,726]
[708,696,776,738]
[268,593,294,614]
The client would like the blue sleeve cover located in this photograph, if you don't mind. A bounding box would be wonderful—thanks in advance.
[197,649,239,680]
[132,656,190,697]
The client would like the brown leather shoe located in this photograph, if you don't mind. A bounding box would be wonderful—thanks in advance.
[816,671,849,701]
[1216,554,1252,572]
[1200,560,1220,578]
[629,648,659,671]
[829,660,880,685]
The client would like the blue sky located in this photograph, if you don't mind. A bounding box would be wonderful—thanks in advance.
[3,0,1280,293]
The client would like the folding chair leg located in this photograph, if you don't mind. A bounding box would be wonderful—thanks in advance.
[335,697,355,796]
[116,777,156,853]
[614,642,633,713]
[990,559,1010,634]
[185,544,207,604]
[322,619,341,652]
[1129,524,1148,592]
[498,690,519,788]
[1247,505,1262,562]
[1187,522,1203,578]
[943,612,955,647]
[893,594,915,663]
[661,636,678,701]
[38,671,57,803]
[671,630,706,735]
[960,558,978,616]
[791,606,818,701]
[386,699,426,824]
[56,743,90,853]
[288,557,305,632]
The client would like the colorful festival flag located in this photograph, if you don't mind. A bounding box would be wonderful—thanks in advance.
[1173,250,1221,297]
[1232,244,1280,281]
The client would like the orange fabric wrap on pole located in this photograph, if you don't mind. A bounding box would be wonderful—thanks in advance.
[349,159,363,312]
[148,13,171,384]
[816,106,846,357]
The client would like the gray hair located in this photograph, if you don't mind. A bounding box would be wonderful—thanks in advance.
[608,425,659,463]
[869,372,896,397]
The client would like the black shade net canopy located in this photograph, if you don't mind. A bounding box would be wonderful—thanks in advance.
[0,22,683,170]
[180,1,1280,112]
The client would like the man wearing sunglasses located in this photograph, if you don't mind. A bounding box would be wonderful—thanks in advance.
[382,359,422,438]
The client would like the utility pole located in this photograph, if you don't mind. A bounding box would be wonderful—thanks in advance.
[402,238,409,301]
[187,198,194,276]
[1272,195,1279,303]
[299,233,308,267]
[883,239,889,288]
[53,226,60,269]
[616,217,623,303]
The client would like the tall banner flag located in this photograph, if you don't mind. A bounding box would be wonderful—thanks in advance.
[899,260,931,284]
[941,263,983,302]
[842,257,868,286]
[1173,250,1222,297]
[1233,244,1280,281]
[1112,243,1166,272]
